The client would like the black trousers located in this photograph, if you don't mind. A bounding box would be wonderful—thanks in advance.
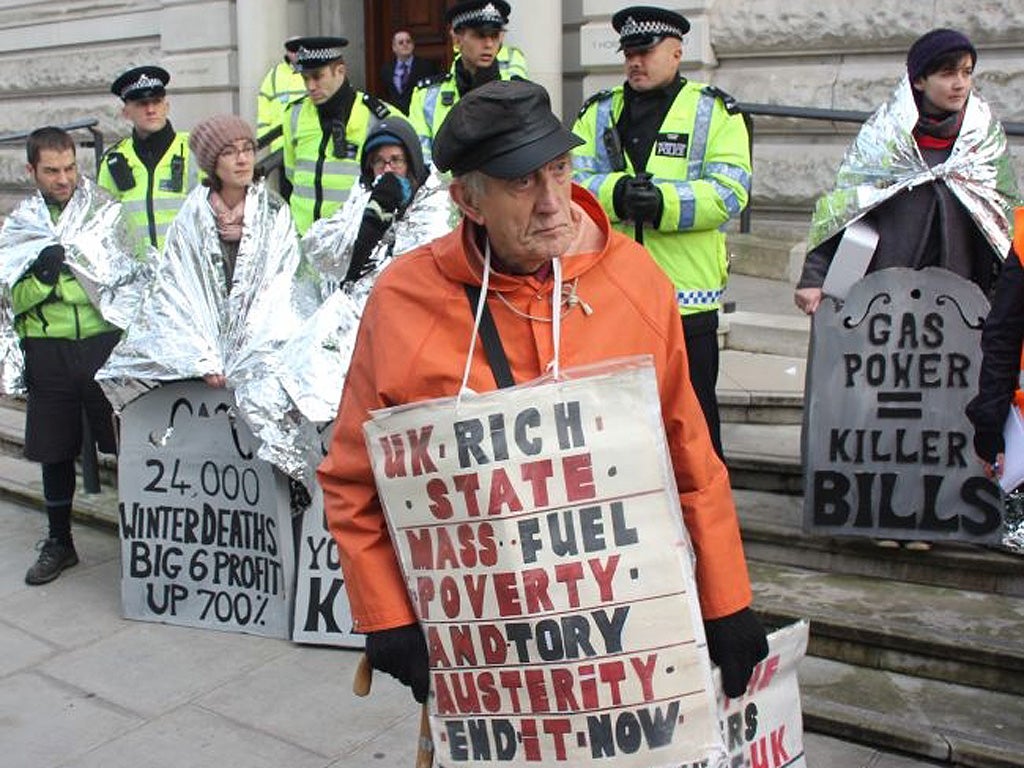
[682,310,723,460]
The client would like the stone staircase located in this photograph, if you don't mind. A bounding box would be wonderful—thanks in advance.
[0,231,1022,766]
[720,231,1024,767]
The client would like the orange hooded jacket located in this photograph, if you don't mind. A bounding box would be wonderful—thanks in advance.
[317,184,753,633]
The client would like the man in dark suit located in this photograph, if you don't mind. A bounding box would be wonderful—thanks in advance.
[381,30,438,115]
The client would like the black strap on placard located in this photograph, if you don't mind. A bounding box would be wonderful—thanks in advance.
[465,284,515,389]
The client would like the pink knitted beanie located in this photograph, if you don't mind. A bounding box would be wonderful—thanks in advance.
[189,114,254,175]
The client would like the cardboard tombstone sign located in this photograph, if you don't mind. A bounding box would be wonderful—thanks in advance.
[364,360,724,767]
[803,267,1003,543]
[118,381,295,638]
[292,420,365,647]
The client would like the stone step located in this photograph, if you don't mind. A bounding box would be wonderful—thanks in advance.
[722,422,803,493]
[727,231,805,283]
[718,349,805,425]
[798,655,1024,768]
[722,309,810,358]
[0,453,119,529]
[751,560,1024,696]
[736,489,1024,597]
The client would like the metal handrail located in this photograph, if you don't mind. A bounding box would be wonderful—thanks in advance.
[0,118,105,168]
[735,102,1024,232]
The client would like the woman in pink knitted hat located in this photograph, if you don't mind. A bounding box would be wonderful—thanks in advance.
[101,114,318,392]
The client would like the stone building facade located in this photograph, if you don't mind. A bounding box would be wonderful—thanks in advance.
[1,0,1022,230]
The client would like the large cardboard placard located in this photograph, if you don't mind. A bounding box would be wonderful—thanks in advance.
[683,621,809,768]
[292,420,364,647]
[803,268,1003,543]
[365,360,722,767]
[118,381,295,638]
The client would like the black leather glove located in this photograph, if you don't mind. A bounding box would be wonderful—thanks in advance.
[369,172,408,214]
[704,607,769,698]
[614,174,662,225]
[31,244,65,285]
[365,623,430,703]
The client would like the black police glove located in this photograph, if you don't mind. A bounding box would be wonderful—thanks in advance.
[614,174,662,225]
[369,172,408,215]
[364,623,430,703]
[704,607,769,698]
[31,244,65,285]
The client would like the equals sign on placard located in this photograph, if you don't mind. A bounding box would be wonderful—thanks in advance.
[876,391,923,419]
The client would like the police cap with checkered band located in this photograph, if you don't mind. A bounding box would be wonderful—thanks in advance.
[111,66,170,102]
[444,0,511,32]
[286,36,349,73]
[612,6,690,53]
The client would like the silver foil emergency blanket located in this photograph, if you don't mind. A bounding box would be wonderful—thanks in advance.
[97,180,322,488]
[807,76,1018,258]
[282,168,460,423]
[0,177,149,394]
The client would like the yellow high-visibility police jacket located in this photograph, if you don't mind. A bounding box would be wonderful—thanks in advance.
[97,131,197,249]
[283,89,394,235]
[571,80,751,316]
[257,60,306,154]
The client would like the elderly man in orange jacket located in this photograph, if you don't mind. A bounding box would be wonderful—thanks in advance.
[318,79,767,704]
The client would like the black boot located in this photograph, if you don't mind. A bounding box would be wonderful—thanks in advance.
[25,538,79,585]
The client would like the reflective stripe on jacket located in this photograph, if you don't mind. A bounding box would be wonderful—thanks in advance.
[571,81,751,315]
[97,133,197,249]
[284,93,385,234]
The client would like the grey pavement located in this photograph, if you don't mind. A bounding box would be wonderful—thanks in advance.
[0,497,943,768]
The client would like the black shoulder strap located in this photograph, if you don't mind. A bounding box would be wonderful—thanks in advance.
[701,84,742,115]
[464,284,515,389]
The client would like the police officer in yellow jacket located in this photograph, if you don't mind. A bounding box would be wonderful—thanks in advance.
[98,66,198,249]
[256,40,306,156]
[407,0,523,163]
[283,36,394,234]
[572,7,751,458]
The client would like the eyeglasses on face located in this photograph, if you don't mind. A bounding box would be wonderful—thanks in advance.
[219,142,256,161]
[370,154,408,172]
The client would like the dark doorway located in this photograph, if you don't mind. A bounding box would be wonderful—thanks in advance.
[364,0,455,100]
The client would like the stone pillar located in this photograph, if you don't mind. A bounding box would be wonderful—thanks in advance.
[506,1,563,119]
[305,0,366,89]
[237,0,290,125]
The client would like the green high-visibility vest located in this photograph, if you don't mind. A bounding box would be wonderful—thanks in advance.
[283,90,393,234]
[572,81,751,315]
[97,132,198,249]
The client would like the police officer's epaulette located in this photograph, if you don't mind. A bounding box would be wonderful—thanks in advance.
[101,137,130,158]
[577,89,614,119]
[361,92,391,119]
[415,72,451,90]
[701,85,742,116]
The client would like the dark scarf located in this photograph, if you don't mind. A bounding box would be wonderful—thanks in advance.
[914,107,964,151]
[617,76,685,171]
[132,121,176,172]
[454,58,500,97]
[316,80,356,128]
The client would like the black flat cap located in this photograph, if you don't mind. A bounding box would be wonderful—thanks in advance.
[445,0,511,32]
[111,66,170,102]
[612,6,690,52]
[286,36,348,72]
[433,80,583,179]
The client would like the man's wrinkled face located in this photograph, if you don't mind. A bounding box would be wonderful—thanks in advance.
[452,154,577,274]
[29,148,78,206]
[914,52,973,113]
[623,37,682,91]
[303,62,346,104]
[454,27,503,71]
[122,95,170,137]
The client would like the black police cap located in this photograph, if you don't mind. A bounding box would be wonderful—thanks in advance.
[445,0,511,31]
[612,6,690,52]
[111,66,170,102]
[433,79,583,179]
[286,36,349,72]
